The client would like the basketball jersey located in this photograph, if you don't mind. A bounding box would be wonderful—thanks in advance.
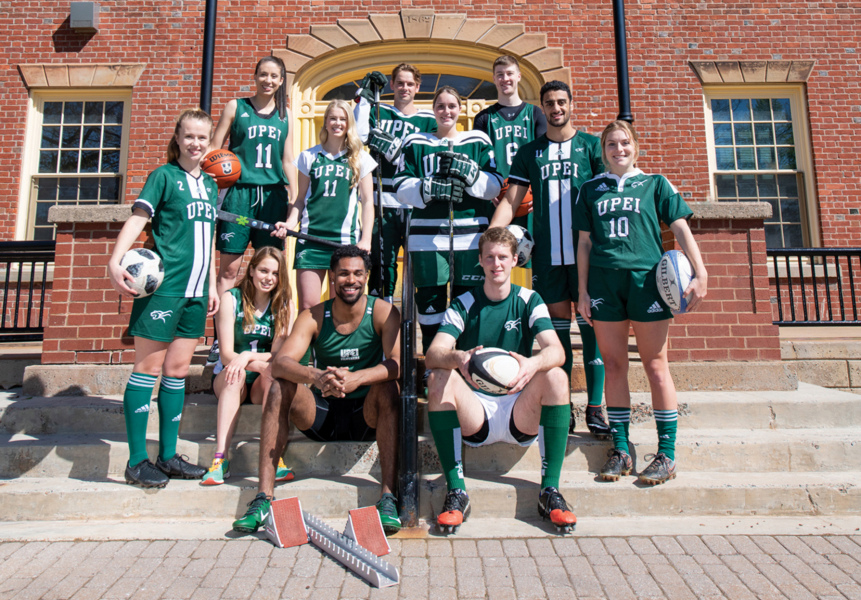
[228,98,289,186]
[133,161,218,298]
[473,103,545,178]
[393,130,502,254]
[312,296,383,399]
[212,287,275,374]
[294,146,376,245]
[508,131,603,266]
[574,169,693,270]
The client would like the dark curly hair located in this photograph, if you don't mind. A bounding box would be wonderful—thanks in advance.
[329,245,372,273]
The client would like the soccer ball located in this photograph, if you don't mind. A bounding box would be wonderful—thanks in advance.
[119,248,164,298]
[505,224,534,267]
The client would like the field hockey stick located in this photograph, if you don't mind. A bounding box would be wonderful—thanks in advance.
[372,85,386,296]
[217,210,343,249]
[446,140,455,302]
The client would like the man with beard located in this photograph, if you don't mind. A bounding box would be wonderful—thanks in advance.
[232,245,403,535]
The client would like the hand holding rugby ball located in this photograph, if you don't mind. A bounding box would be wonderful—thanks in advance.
[467,348,520,394]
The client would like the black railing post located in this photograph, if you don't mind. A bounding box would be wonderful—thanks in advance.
[200,0,217,114]
[612,0,634,123]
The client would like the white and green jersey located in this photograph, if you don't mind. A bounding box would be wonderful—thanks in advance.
[439,284,554,394]
[212,287,274,374]
[508,131,603,266]
[229,98,289,186]
[295,146,376,245]
[574,169,693,270]
[354,98,436,208]
[472,102,546,179]
[393,130,503,255]
[133,161,218,298]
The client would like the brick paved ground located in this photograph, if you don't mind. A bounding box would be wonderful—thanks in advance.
[2,535,861,600]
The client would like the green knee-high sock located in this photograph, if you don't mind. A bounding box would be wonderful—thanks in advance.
[577,316,605,407]
[157,376,186,460]
[123,372,157,466]
[428,410,465,492]
[538,405,570,490]
[607,407,631,454]
[654,409,678,461]
[552,319,573,381]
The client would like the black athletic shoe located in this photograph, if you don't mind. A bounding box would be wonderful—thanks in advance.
[585,406,612,439]
[600,449,633,481]
[569,410,576,435]
[437,488,470,535]
[125,459,169,488]
[537,486,576,534]
[638,452,677,485]
[156,454,206,479]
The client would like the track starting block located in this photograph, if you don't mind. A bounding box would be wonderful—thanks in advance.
[343,506,391,557]
[264,497,308,549]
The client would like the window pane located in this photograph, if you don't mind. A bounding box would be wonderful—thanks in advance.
[84,102,104,124]
[100,177,120,200]
[39,150,58,173]
[775,122,795,145]
[42,126,60,148]
[58,178,78,200]
[62,126,81,149]
[757,174,777,197]
[734,123,753,145]
[104,101,124,124]
[37,178,58,201]
[438,75,481,98]
[731,99,751,121]
[60,150,79,173]
[780,198,801,223]
[752,99,772,121]
[419,74,438,95]
[103,126,122,147]
[63,102,83,124]
[764,224,783,248]
[101,150,120,173]
[715,147,735,170]
[772,98,792,121]
[80,178,100,199]
[777,174,798,197]
[471,80,497,100]
[711,99,730,121]
[33,227,54,241]
[737,174,757,199]
[35,201,53,225]
[715,174,736,198]
[713,123,733,145]
[44,102,62,124]
[82,126,102,148]
[321,82,356,101]
[757,147,776,170]
[80,150,100,173]
[777,147,796,169]
[784,224,803,247]
[754,123,774,145]
[736,146,756,170]
[764,198,778,223]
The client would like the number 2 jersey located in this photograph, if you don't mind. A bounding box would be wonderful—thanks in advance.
[574,168,693,270]
[132,161,218,298]
[228,97,289,186]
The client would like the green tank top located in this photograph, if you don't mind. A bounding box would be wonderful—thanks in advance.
[312,296,382,399]
[228,287,274,354]
[229,97,289,186]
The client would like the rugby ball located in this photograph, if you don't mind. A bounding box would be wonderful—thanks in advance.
[656,250,694,315]
[467,348,520,394]
[120,248,164,298]
[505,224,534,267]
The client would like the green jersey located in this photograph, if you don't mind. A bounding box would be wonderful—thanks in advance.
[212,287,274,375]
[228,98,289,186]
[473,103,546,178]
[312,296,383,399]
[295,146,377,246]
[574,169,693,270]
[133,161,218,298]
[508,131,603,266]
[354,98,436,208]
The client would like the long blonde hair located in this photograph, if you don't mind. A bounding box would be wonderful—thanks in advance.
[166,108,213,163]
[238,246,292,338]
[319,100,363,188]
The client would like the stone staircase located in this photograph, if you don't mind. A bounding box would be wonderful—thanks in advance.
[1,382,859,530]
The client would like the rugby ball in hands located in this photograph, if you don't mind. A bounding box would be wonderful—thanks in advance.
[120,248,164,298]
[468,348,520,394]
[505,224,534,267]
[656,250,694,315]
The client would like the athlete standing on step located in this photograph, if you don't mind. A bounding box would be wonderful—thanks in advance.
[108,108,217,488]
[575,120,707,485]
[490,80,609,439]
[425,227,576,535]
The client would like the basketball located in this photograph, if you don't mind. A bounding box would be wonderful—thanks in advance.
[202,149,242,189]
[514,186,533,218]
[505,224,534,267]
[467,348,520,395]
[119,248,164,298]
[656,250,694,314]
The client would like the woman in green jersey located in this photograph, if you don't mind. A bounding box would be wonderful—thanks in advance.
[279,100,376,311]
[108,108,218,488]
[575,120,708,486]
[202,247,295,486]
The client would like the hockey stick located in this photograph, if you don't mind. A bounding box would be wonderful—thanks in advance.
[216,210,343,248]
[398,210,418,527]
[446,140,455,303]
[372,86,386,297]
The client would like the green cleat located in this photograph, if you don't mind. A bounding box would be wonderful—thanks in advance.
[232,492,272,533]
[201,458,229,486]
[376,492,402,536]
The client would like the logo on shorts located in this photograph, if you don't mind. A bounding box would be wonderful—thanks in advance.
[295,250,305,260]
[595,183,610,192]
[340,348,360,361]
[220,232,234,241]
[590,298,604,309]
[504,318,521,332]
[150,310,173,322]
[425,306,436,314]
[647,301,663,314]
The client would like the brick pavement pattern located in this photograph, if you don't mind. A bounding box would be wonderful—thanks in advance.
[1,535,860,599]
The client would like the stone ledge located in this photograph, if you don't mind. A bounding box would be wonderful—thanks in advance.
[19,64,146,88]
[49,205,131,224]
[690,201,772,220]
[690,60,815,84]
[23,364,213,397]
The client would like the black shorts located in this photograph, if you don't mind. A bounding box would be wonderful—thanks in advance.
[299,391,376,442]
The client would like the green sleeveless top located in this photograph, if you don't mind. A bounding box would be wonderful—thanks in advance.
[312,296,382,399]
[229,97,289,186]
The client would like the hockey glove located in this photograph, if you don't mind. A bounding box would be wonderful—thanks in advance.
[368,128,402,162]
[437,151,480,186]
[354,71,388,103]
[421,177,465,206]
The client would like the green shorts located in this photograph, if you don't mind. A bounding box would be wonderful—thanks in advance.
[128,294,208,342]
[587,264,673,322]
[410,249,484,288]
[216,183,289,253]
[532,263,579,305]
[293,240,338,270]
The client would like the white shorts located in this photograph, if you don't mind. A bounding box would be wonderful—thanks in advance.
[463,389,537,448]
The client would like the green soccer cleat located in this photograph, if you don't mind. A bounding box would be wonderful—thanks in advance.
[275,457,295,482]
[376,492,402,536]
[232,492,272,533]
[201,457,229,486]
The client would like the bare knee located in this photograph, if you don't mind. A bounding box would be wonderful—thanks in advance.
[642,358,671,387]
[601,354,628,378]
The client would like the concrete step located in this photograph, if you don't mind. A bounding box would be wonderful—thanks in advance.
[2,471,859,522]
[3,382,860,436]
[3,427,859,479]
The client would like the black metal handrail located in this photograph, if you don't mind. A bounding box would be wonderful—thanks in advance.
[768,248,861,326]
[0,241,56,342]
